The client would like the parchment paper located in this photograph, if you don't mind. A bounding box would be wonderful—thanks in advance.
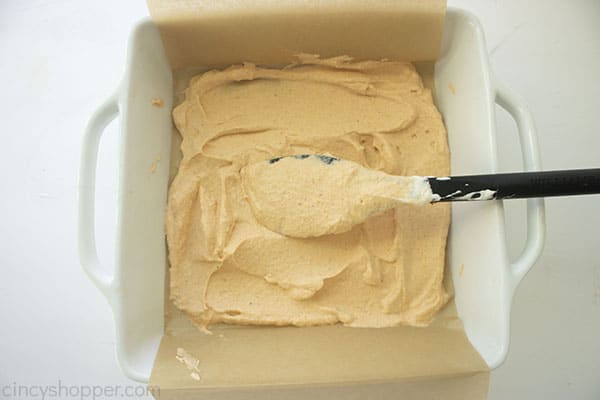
[146,1,489,398]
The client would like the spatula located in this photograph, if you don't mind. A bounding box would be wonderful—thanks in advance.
[241,154,600,238]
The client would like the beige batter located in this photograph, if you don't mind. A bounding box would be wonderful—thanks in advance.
[241,155,435,238]
[167,55,451,329]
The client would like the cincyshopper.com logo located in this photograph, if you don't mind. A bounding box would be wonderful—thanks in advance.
[1,380,160,399]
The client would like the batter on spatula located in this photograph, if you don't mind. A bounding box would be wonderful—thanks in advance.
[166,54,451,329]
[241,154,435,238]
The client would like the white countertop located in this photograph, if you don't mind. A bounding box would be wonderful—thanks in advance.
[1,0,598,398]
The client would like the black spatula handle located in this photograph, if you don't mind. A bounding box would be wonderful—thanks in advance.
[428,168,600,202]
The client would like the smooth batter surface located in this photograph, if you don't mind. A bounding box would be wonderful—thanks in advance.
[167,55,451,329]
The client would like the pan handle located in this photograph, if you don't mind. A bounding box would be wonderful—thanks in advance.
[78,92,120,299]
[495,81,546,287]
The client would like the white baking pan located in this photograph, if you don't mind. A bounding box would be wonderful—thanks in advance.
[79,8,545,382]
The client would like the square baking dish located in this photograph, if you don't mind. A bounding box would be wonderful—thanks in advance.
[79,8,545,382]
